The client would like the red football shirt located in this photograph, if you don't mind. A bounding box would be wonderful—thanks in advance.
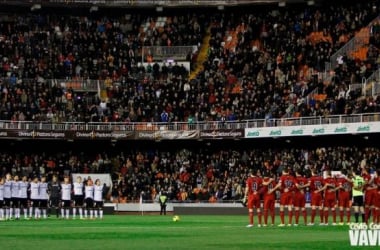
[308,175,324,192]
[246,176,263,195]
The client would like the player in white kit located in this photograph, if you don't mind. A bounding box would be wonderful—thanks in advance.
[0,177,4,220]
[84,179,94,219]
[73,176,84,220]
[4,173,13,220]
[39,176,49,219]
[94,179,104,219]
[61,176,72,219]
[29,176,40,219]
[18,176,30,220]
[10,175,20,220]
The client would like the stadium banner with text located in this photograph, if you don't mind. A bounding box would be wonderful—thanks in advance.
[0,130,135,140]
[199,129,244,139]
[135,130,199,140]
[245,122,380,138]
[68,131,135,140]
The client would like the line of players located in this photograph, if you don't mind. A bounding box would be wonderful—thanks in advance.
[0,173,105,220]
[244,167,380,227]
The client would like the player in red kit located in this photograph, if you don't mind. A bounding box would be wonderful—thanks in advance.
[373,169,380,224]
[336,169,353,225]
[305,168,324,225]
[262,171,277,226]
[362,167,377,224]
[270,167,296,227]
[318,171,338,225]
[294,169,308,226]
[244,169,263,227]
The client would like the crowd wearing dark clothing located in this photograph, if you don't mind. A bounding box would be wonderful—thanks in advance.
[0,1,378,124]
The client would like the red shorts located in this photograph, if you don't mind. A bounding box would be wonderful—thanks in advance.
[293,192,306,208]
[338,192,350,208]
[248,193,261,209]
[323,193,336,208]
[365,189,377,206]
[263,195,275,210]
[376,191,380,208]
[280,192,293,206]
[311,192,322,207]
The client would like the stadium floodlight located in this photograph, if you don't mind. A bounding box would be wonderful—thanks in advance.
[156,6,163,12]
[217,5,224,11]
[30,4,41,11]
[307,0,315,5]
[278,1,286,7]
[90,6,99,12]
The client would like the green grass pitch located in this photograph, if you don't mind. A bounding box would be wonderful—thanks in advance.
[0,215,375,250]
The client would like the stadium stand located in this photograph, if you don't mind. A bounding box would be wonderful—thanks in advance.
[0,0,379,206]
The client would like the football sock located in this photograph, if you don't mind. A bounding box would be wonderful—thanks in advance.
[365,208,370,223]
[319,210,324,223]
[346,210,351,223]
[302,210,307,224]
[311,209,316,223]
[280,211,285,224]
[249,211,253,225]
[324,210,329,224]
[258,211,262,225]
[288,211,293,224]
[332,210,336,223]
[263,209,268,225]
[295,210,300,224]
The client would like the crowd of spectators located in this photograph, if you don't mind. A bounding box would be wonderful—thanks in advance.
[0,1,379,204]
[0,1,378,124]
[0,139,379,203]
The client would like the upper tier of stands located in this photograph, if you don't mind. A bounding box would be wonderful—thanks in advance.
[0,1,379,124]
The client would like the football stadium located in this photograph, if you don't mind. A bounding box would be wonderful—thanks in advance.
[0,0,380,249]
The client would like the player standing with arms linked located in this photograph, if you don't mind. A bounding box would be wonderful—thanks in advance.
[10,175,20,220]
[318,171,338,225]
[373,169,380,224]
[94,179,104,220]
[84,178,95,219]
[305,168,324,225]
[61,176,72,219]
[39,176,49,219]
[3,174,12,220]
[362,167,377,224]
[18,176,30,220]
[262,171,276,226]
[73,176,84,220]
[294,169,308,226]
[244,169,263,227]
[0,177,4,220]
[336,169,353,225]
[270,167,296,227]
[29,176,40,219]
[48,175,61,218]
